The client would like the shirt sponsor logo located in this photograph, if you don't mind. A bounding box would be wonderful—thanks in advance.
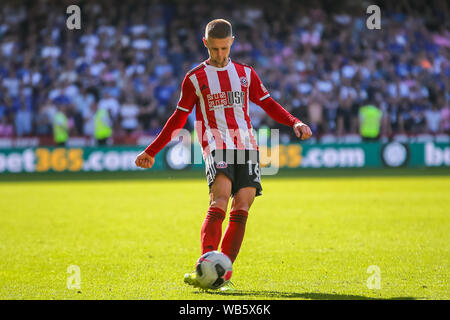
[207,91,245,111]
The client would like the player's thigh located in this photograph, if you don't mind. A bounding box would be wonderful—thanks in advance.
[231,187,256,212]
[209,173,232,211]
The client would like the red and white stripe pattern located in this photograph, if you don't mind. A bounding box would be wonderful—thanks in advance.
[177,59,270,157]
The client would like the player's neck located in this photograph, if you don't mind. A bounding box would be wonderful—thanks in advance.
[206,58,230,68]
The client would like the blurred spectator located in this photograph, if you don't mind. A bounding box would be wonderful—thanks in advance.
[35,104,52,136]
[52,105,69,146]
[73,87,95,120]
[425,105,441,134]
[441,101,450,135]
[93,103,113,145]
[82,103,96,138]
[120,95,140,134]
[358,103,383,141]
[0,115,14,137]
[15,104,32,136]
[98,91,120,121]
[307,92,325,136]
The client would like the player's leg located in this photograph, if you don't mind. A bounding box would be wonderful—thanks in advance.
[185,172,233,288]
[230,187,256,212]
[220,187,256,263]
[220,150,261,263]
[208,173,232,212]
[201,173,232,254]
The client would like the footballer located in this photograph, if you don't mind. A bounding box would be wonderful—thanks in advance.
[135,19,312,290]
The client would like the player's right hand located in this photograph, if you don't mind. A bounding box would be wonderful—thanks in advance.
[135,151,155,169]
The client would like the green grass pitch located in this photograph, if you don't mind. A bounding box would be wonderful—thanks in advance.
[0,169,449,300]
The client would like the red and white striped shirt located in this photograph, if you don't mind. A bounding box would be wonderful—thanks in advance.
[178,58,269,155]
[145,58,300,158]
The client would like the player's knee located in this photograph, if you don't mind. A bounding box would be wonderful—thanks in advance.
[231,188,256,212]
[231,202,251,212]
[231,197,253,212]
[209,196,229,212]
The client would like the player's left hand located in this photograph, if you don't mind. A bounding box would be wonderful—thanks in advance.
[293,122,312,140]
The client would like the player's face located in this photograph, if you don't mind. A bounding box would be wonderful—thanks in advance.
[203,36,234,67]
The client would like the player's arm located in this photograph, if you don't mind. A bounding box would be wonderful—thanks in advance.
[135,76,197,169]
[249,68,312,140]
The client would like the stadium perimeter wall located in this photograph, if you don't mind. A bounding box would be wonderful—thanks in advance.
[0,142,449,174]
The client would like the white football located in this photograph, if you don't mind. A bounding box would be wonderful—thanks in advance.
[195,251,233,289]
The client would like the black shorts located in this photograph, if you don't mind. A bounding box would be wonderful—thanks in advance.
[205,149,263,197]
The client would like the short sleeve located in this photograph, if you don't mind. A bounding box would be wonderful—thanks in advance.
[176,75,198,113]
[249,68,270,104]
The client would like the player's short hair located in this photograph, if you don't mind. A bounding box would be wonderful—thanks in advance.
[205,19,232,39]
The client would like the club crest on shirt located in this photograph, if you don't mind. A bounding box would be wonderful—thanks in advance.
[239,76,248,87]
[216,161,228,169]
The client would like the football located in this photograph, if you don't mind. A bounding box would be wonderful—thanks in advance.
[195,251,233,289]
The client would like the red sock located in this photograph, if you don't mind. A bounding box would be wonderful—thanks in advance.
[220,210,248,263]
[201,207,226,254]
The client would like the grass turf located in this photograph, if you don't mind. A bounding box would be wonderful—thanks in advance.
[0,171,448,299]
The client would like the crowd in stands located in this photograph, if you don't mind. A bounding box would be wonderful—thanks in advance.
[0,0,449,143]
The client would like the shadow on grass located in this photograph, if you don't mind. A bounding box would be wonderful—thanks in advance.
[194,290,416,300]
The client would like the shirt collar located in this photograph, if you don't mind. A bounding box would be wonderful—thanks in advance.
[203,58,232,71]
